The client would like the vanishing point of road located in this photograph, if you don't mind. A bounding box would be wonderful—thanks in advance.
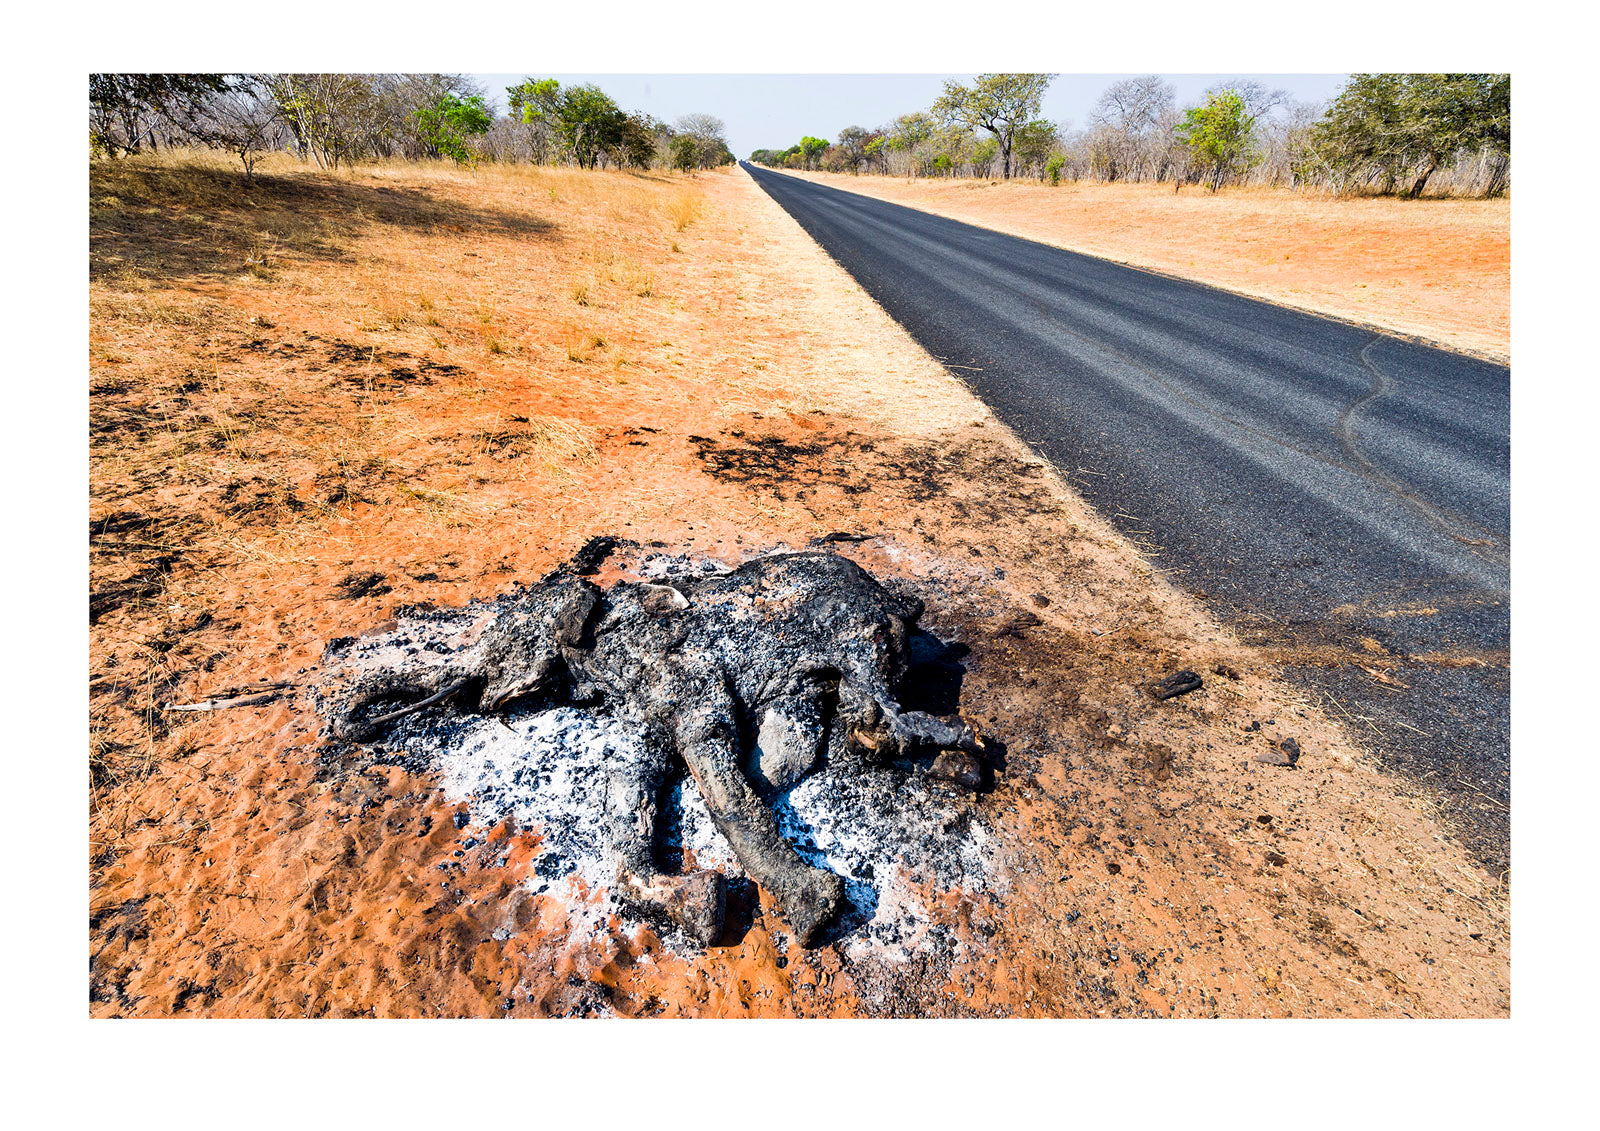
[745,162,1510,874]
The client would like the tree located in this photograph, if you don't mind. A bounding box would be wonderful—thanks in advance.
[836,125,871,172]
[556,84,627,168]
[1176,89,1258,191]
[1010,118,1059,179]
[507,77,563,164]
[885,112,938,176]
[264,73,376,170]
[676,112,731,168]
[90,74,229,156]
[863,134,886,174]
[1311,73,1509,198]
[672,134,699,173]
[616,114,665,169]
[1089,74,1175,182]
[181,74,283,180]
[931,73,1054,179]
[1396,74,1508,197]
[799,135,829,170]
[413,92,492,164]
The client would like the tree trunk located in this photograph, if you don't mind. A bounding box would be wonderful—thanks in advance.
[1409,158,1438,199]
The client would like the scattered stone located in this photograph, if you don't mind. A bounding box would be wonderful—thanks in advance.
[1151,670,1204,701]
[1254,738,1301,768]
[929,750,985,792]
[1144,743,1177,782]
[994,610,1043,637]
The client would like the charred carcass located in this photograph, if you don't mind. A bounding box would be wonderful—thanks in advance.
[317,551,986,947]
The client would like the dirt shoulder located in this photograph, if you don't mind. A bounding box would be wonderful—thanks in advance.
[782,169,1509,364]
[89,156,1507,1017]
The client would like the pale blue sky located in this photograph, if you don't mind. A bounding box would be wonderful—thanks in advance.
[472,74,1349,157]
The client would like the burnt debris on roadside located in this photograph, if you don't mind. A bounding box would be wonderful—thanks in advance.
[313,541,999,948]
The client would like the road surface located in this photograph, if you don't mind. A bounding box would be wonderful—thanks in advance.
[744,163,1510,872]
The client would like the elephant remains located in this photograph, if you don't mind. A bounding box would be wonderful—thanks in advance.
[316,550,992,947]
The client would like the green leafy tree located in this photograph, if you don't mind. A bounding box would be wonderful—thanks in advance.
[507,77,563,163]
[1010,118,1059,178]
[1044,152,1066,186]
[931,73,1054,179]
[672,134,699,173]
[799,135,829,170]
[1176,89,1258,191]
[1309,73,1409,193]
[1312,73,1509,198]
[413,92,492,164]
[863,134,886,173]
[972,136,999,174]
[616,113,664,168]
[557,84,627,168]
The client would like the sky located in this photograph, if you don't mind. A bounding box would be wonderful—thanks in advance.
[472,74,1350,158]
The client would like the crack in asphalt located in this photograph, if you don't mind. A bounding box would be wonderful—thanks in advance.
[1338,338,1509,567]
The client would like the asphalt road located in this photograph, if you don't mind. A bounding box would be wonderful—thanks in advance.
[745,163,1510,873]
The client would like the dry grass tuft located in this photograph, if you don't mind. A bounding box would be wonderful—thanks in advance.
[667,189,702,232]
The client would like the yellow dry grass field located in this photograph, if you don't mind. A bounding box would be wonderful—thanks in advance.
[89,153,1508,1017]
[787,170,1510,362]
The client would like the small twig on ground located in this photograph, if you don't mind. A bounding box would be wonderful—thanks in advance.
[366,679,470,726]
[164,682,293,713]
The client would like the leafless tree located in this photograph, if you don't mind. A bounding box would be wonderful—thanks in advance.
[1089,75,1177,182]
[675,112,729,168]
[183,75,286,180]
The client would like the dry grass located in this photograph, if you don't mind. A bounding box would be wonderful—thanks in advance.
[788,170,1510,361]
[88,153,729,857]
[667,188,703,232]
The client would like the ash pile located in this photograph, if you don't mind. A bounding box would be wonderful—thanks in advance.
[313,540,1003,955]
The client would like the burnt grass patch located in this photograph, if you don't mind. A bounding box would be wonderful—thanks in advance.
[690,417,1063,526]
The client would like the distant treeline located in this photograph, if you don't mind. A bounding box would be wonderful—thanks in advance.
[88,74,737,179]
[749,73,1510,198]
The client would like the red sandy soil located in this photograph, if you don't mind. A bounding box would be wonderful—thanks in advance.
[89,155,1507,1017]
[786,170,1510,363]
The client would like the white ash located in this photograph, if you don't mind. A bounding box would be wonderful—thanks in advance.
[636,552,734,580]
[411,704,999,958]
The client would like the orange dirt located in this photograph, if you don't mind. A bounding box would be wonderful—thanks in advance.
[89,155,1507,1017]
[786,169,1510,363]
